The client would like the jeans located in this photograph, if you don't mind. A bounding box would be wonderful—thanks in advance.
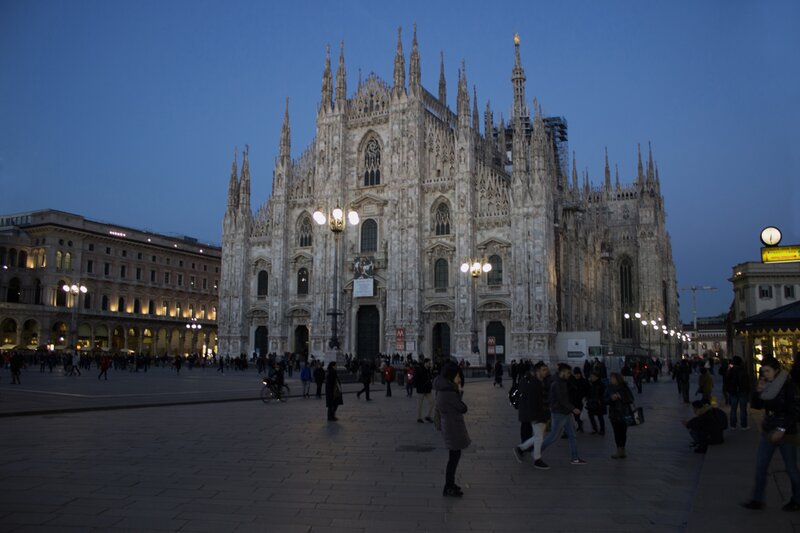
[753,433,800,503]
[519,422,547,460]
[729,392,749,428]
[541,413,578,460]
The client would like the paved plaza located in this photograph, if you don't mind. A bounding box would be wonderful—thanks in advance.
[1,366,799,532]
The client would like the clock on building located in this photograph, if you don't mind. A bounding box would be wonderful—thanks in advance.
[760,226,782,247]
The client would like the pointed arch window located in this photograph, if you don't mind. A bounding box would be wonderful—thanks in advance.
[360,219,377,252]
[298,218,313,247]
[56,250,63,269]
[64,252,72,270]
[434,203,451,235]
[487,255,503,286]
[297,268,309,295]
[257,270,269,298]
[364,139,381,186]
[434,259,449,291]
[620,258,634,339]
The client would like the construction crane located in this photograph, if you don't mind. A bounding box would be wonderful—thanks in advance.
[679,286,719,337]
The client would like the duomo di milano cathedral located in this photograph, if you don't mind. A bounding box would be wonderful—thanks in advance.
[218,28,679,363]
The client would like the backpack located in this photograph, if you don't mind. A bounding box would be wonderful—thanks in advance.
[508,383,521,409]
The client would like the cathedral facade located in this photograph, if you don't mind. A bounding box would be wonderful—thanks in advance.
[218,30,679,364]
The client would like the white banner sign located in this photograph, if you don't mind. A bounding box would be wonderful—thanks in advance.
[354,278,374,298]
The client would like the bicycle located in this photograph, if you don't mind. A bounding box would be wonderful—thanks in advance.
[261,376,290,403]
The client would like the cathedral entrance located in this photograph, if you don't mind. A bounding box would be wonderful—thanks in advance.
[432,323,451,358]
[254,326,268,356]
[486,321,506,364]
[294,325,309,359]
[356,305,380,360]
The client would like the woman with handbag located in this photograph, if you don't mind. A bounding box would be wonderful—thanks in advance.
[741,357,800,511]
[605,372,634,459]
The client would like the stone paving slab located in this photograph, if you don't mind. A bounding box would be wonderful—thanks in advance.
[0,367,797,532]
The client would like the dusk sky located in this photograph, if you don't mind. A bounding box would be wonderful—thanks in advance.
[1,0,798,323]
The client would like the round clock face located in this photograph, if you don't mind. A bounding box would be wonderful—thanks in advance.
[760,226,782,246]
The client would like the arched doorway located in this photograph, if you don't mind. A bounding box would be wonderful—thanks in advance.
[1,318,18,348]
[51,322,68,349]
[111,327,125,352]
[432,322,451,358]
[294,325,309,358]
[21,319,39,348]
[156,328,168,355]
[356,305,380,360]
[77,323,92,351]
[94,325,109,350]
[254,326,268,356]
[486,321,506,364]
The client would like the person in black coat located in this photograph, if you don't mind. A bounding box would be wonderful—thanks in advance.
[723,356,750,429]
[606,372,635,459]
[571,368,591,433]
[356,358,372,400]
[683,400,726,453]
[325,361,343,421]
[494,360,504,388]
[742,357,800,510]
[435,363,470,497]
[313,361,326,399]
[513,361,552,469]
[586,370,607,435]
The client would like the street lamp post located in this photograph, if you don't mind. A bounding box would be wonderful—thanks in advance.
[62,282,88,352]
[460,258,492,363]
[313,206,359,358]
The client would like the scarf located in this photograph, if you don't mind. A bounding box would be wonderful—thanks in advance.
[760,369,788,401]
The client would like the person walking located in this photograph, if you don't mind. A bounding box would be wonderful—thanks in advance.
[493,360,504,388]
[606,372,635,459]
[404,362,415,397]
[10,352,23,384]
[741,357,800,511]
[435,363,470,497]
[540,363,587,465]
[571,367,591,433]
[356,359,372,401]
[676,358,691,403]
[70,352,81,376]
[313,362,325,399]
[697,367,713,403]
[587,369,607,435]
[513,361,552,469]
[724,356,750,430]
[382,362,395,397]
[416,358,435,423]
[325,361,343,421]
[97,354,110,380]
[217,355,225,374]
[300,362,312,398]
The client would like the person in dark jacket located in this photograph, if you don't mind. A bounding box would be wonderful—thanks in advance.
[416,359,434,423]
[723,356,750,430]
[435,363,470,497]
[325,362,343,421]
[356,358,372,401]
[676,358,691,403]
[513,361,552,469]
[539,364,586,465]
[586,369,607,435]
[313,362,326,399]
[742,357,800,511]
[571,368,591,433]
[606,372,635,459]
[494,360,504,388]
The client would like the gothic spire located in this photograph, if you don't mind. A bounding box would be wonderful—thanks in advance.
[457,61,470,128]
[320,44,332,111]
[280,97,291,164]
[572,151,579,191]
[393,26,405,97]
[647,141,655,181]
[408,23,420,92]
[335,41,347,107]
[511,33,527,121]
[472,86,480,133]
[615,163,620,190]
[438,51,446,104]
[238,144,250,213]
[227,146,239,210]
[636,143,644,182]
[604,147,611,189]
[484,99,493,137]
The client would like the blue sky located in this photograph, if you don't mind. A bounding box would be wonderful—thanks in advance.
[1,0,798,322]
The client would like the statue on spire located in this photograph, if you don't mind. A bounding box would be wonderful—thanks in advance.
[409,23,421,92]
[335,41,347,107]
[393,26,405,96]
[438,51,446,104]
[320,44,332,111]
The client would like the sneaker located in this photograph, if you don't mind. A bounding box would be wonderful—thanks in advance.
[533,459,550,470]
[570,458,587,465]
[513,447,524,463]
[740,500,764,510]
[783,501,800,512]
[442,485,463,498]
[425,416,433,423]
